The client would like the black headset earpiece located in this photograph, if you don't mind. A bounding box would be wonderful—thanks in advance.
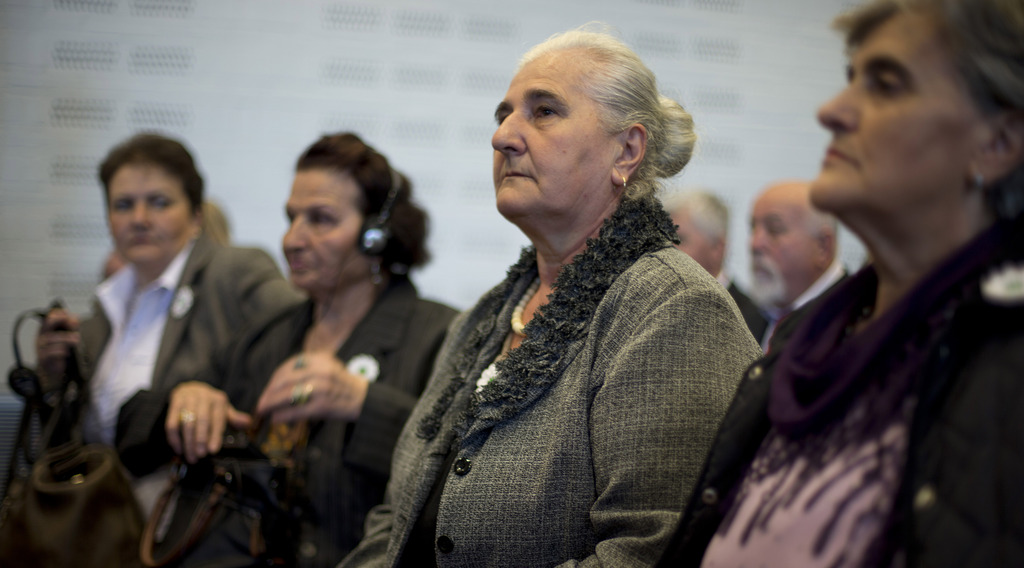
[8,306,50,402]
[359,168,402,257]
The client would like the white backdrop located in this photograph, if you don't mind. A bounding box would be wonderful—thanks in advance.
[0,0,866,381]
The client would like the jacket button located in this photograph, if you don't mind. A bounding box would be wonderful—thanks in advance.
[299,541,317,558]
[701,487,719,505]
[914,485,936,511]
[748,365,763,380]
[453,457,472,475]
[437,535,454,554]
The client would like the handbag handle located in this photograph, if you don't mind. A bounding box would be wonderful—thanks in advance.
[139,461,229,567]
[2,350,84,498]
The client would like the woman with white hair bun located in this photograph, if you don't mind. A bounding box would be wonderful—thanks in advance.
[340,24,760,568]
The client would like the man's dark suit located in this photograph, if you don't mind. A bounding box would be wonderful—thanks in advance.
[728,282,768,341]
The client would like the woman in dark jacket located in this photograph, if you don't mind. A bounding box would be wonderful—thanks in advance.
[118,133,457,567]
[658,0,1024,566]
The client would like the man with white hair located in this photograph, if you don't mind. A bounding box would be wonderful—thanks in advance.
[665,190,766,340]
[749,180,845,350]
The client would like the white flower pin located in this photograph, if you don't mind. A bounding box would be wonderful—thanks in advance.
[981,263,1024,305]
[347,354,380,382]
[171,286,194,319]
[476,362,499,392]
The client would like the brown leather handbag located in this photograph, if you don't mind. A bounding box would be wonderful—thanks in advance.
[0,440,143,567]
[0,360,143,567]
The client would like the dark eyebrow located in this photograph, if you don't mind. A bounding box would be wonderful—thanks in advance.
[856,54,912,84]
[494,100,512,122]
[525,88,567,113]
[494,88,568,122]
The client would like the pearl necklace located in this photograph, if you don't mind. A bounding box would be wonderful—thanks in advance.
[510,278,541,336]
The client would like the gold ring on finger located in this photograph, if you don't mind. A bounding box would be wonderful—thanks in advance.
[290,382,313,406]
[179,409,197,424]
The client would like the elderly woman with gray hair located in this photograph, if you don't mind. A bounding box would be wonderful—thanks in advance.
[658,0,1024,566]
[339,25,760,568]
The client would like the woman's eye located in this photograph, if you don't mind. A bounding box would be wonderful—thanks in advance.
[868,74,899,95]
[309,211,336,226]
[112,199,133,211]
[149,196,171,209]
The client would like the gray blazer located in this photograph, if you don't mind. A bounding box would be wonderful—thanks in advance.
[79,235,301,438]
[340,197,761,568]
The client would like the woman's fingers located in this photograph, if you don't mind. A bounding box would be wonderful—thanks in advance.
[257,353,369,424]
[255,354,309,415]
[166,382,246,463]
[35,311,81,384]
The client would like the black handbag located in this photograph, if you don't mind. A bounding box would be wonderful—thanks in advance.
[140,422,305,568]
[0,326,144,568]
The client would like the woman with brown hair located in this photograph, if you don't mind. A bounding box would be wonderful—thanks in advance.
[119,132,457,567]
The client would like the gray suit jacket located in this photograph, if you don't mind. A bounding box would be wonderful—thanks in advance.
[79,235,301,439]
[340,197,761,568]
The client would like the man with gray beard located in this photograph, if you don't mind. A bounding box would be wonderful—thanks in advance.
[664,190,767,340]
[749,180,844,350]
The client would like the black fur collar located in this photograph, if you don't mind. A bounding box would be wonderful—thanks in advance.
[417,196,679,442]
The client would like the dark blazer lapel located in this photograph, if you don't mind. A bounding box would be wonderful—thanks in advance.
[338,279,418,362]
[151,236,214,391]
[79,304,111,380]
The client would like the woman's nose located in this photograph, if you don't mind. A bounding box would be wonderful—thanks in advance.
[817,87,856,134]
[131,202,150,224]
[282,218,304,250]
[492,113,525,155]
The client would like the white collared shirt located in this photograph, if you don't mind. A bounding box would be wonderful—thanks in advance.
[83,240,195,445]
[759,260,845,351]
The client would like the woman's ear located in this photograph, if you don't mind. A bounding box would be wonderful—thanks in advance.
[612,123,647,185]
[975,111,1024,184]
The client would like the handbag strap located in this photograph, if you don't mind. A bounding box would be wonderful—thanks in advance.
[1,368,81,499]
[138,415,310,567]
[139,461,229,567]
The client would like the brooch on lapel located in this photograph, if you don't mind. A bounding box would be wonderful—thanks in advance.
[981,263,1024,305]
[171,286,194,319]
[347,354,380,381]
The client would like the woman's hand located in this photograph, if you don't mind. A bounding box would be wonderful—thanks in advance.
[34,308,80,391]
[255,353,369,424]
[166,381,252,464]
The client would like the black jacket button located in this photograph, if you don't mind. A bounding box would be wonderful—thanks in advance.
[453,457,472,475]
[702,487,719,505]
[437,535,454,554]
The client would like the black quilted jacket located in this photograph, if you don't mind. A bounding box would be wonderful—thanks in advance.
[657,254,1024,567]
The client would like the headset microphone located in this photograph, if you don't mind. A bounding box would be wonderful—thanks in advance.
[359,168,402,257]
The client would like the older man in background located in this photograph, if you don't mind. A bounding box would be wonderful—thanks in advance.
[749,179,844,350]
[665,190,766,340]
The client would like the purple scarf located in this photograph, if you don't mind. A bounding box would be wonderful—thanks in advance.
[768,221,1009,437]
